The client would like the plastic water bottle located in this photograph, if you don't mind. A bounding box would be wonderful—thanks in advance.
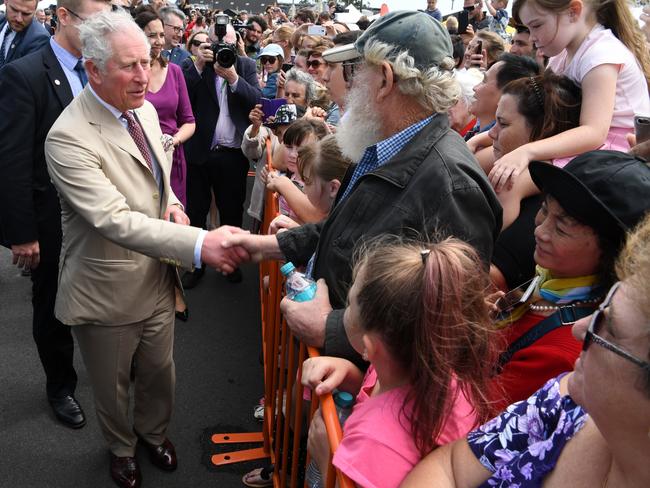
[304,391,355,488]
[280,262,317,302]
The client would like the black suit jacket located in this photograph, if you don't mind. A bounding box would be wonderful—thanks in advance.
[0,43,73,262]
[0,17,50,66]
[182,55,261,166]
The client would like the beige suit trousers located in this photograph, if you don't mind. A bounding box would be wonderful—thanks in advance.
[73,270,175,457]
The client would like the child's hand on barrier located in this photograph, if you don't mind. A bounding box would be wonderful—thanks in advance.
[301,356,352,396]
[268,214,299,235]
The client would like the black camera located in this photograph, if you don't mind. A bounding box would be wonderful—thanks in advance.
[210,14,237,69]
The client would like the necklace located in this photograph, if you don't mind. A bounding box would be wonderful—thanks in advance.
[528,296,602,312]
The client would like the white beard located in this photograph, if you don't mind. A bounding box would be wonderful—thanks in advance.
[335,75,383,163]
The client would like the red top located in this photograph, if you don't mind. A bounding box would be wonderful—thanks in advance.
[490,312,582,411]
[459,118,478,137]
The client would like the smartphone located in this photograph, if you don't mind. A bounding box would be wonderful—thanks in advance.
[458,10,469,34]
[307,25,326,36]
[261,97,288,121]
[494,276,540,321]
[475,40,483,55]
[281,63,293,73]
[634,115,650,144]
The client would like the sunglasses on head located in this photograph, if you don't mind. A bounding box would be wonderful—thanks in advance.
[260,56,278,65]
[583,281,650,371]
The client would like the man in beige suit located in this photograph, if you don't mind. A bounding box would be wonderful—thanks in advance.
[44,10,247,488]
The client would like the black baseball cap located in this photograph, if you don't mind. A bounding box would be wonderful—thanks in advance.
[530,150,650,244]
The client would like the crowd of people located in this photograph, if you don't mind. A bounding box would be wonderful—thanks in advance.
[0,0,649,488]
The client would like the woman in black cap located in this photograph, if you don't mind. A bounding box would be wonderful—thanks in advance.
[403,155,650,488]
[488,151,650,411]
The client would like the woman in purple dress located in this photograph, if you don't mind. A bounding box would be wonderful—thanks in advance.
[135,9,195,321]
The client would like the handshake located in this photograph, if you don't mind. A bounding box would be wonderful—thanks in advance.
[199,225,280,273]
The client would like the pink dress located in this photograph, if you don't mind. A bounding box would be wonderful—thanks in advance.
[145,63,195,206]
[332,366,477,488]
[548,24,650,167]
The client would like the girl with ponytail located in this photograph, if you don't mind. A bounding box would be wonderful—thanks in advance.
[301,237,495,488]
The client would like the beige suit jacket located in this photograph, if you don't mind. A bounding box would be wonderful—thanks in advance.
[45,88,202,326]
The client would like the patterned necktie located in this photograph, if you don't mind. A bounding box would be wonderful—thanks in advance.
[74,59,88,87]
[0,25,13,67]
[122,111,153,172]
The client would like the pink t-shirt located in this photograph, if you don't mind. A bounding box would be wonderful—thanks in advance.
[332,366,477,488]
[547,24,650,130]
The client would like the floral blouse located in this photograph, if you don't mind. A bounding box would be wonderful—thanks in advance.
[467,374,588,487]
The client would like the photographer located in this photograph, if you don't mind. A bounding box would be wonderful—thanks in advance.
[182,17,261,286]
[243,15,267,59]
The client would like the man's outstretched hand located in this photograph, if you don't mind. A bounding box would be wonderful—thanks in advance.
[201,226,251,274]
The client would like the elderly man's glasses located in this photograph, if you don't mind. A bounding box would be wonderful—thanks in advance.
[583,281,650,371]
[342,58,364,83]
[65,7,87,22]
[164,24,183,34]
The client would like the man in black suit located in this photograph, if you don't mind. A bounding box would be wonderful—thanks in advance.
[182,18,261,286]
[0,0,50,68]
[0,0,110,428]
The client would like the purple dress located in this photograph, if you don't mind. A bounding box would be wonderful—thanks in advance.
[145,62,194,207]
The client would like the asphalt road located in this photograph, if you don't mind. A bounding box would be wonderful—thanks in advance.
[0,245,267,488]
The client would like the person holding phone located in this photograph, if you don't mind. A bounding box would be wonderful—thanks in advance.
[257,43,284,98]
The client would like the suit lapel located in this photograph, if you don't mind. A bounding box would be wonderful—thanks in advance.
[81,89,152,173]
[43,45,73,109]
[203,68,219,106]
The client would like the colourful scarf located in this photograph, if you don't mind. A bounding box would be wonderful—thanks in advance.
[495,266,604,328]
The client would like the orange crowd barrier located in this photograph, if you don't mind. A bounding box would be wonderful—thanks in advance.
[210,137,354,488]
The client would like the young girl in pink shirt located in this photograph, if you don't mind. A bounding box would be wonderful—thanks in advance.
[485,0,650,228]
[301,238,496,488]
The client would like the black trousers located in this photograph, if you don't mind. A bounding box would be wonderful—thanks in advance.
[31,260,77,400]
[186,147,249,230]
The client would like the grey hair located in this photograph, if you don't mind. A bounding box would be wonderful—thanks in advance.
[285,68,317,104]
[454,68,483,107]
[79,10,148,72]
[159,6,186,24]
[363,39,460,113]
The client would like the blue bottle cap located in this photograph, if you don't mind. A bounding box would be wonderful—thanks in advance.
[334,391,354,407]
[280,262,296,276]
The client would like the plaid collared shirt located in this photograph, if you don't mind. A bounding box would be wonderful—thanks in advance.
[338,115,435,202]
[305,115,435,277]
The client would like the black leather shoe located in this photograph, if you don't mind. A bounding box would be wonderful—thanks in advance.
[110,453,141,488]
[49,395,86,429]
[138,437,177,471]
[175,308,189,322]
[226,268,243,283]
[181,267,204,289]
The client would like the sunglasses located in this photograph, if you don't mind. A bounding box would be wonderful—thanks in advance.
[306,59,327,69]
[583,281,650,371]
[342,58,364,83]
[260,56,279,65]
[190,39,205,47]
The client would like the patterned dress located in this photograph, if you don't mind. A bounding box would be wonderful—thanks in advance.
[468,375,588,487]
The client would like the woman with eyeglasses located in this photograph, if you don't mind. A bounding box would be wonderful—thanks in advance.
[135,9,196,321]
[186,30,209,61]
[485,150,650,412]
[403,200,650,488]
[257,43,284,99]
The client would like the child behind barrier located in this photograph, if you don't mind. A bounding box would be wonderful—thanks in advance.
[301,237,496,488]
[263,118,328,225]
[268,135,351,234]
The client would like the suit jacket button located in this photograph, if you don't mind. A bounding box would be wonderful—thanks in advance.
[153,192,159,199]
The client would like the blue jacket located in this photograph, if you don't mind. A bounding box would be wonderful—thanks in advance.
[165,46,191,66]
[0,18,50,67]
